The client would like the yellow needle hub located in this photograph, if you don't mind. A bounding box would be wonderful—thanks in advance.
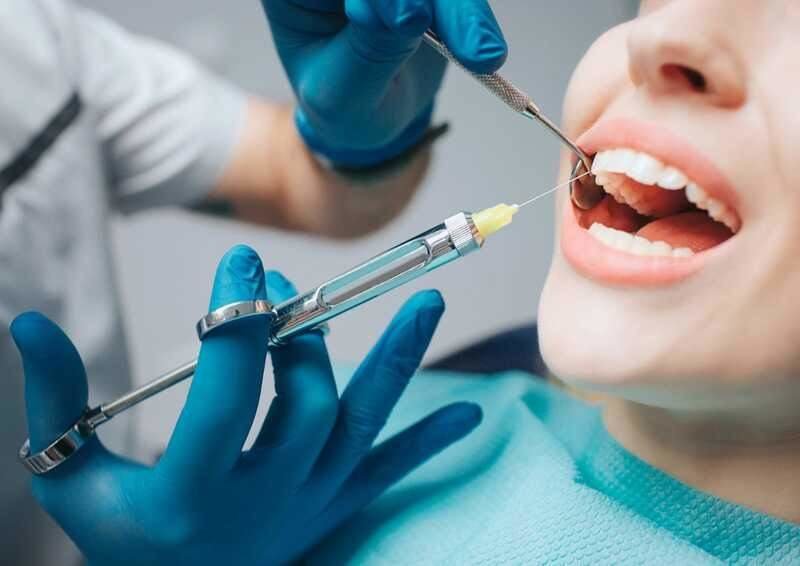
[472,203,519,239]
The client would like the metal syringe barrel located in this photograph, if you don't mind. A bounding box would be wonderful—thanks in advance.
[270,212,483,343]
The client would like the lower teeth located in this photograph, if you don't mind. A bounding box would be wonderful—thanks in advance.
[588,223,694,258]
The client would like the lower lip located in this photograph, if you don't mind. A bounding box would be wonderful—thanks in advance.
[560,201,709,286]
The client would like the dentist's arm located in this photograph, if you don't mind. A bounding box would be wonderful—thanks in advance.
[52,0,504,238]
[208,0,508,238]
[207,102,435,239]
[12,246,481,565]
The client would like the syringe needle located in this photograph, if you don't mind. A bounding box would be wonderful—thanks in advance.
[515,171,591,210]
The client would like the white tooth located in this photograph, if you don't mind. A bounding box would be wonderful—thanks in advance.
[605,149,637,174]
[630,242,651,256]
[603,173,624,190]
[628,153,665,185]
[594,172,609,187]
[657,166,689,190]
[630,236,652,256]
[600,179,617,195]
[673,247,695,258]
[705,198,726,220]
[589,223,618,248]
[719,211,741,233]
[612,231,634,252]
[727,215,741,233]
[598,150,620,172]
[651,241,673,257]
[685,183,709,206]
[591,152,610,173]
[694,195,740,234]
[590,225,636,252]
[620,184,641,205]
[588,223,609,244]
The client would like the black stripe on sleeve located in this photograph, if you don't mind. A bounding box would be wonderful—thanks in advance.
[0,92,83,193]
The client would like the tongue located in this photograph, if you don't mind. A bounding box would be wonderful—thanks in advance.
[637,211,733,252]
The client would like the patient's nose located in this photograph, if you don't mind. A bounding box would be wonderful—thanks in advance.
[626,2,747,108]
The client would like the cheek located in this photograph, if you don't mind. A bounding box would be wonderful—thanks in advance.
[639,0,672,15]
[562,24,632,138]
[731,231,800,377]
[754,57,800,203]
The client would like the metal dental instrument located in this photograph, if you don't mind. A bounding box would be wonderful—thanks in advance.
[421,30,603,210]
[19,172,583,474]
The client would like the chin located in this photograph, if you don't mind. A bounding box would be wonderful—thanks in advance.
[537,236,743,410]
[538,255,665,392]
[538,251,800,413]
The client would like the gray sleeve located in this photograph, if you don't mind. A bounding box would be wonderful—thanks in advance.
[39,0,248,213]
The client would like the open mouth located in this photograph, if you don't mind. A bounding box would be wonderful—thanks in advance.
[561,118,742,285]
[576,148,741,258]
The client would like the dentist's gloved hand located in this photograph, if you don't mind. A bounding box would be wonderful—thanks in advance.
[263,0,508,167]
[12,245,481,566]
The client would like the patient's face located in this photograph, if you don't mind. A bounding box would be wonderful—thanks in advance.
[539,0,800,413]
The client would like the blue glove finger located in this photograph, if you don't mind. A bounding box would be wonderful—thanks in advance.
[261,0,346,38]
[363,0,507,74]
[10,311,144,553]
[250,271,338,483]
[290,0,440,158]
[313,402,482,533]
[364,0,432,37]
[160,245,269,485]
[11,312,89,456]
[286,0,342,11]
[431,0,508,74]
[308,290,444,491]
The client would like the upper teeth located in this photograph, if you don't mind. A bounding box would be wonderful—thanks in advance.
[684,183,741,233]
[592,149,687,189]
[591,148,740,233]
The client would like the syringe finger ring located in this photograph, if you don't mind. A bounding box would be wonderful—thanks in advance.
[196,299,275,340]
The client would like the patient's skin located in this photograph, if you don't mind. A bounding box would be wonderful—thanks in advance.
[538,0,800,523]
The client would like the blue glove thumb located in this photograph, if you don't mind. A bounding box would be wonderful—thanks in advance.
[11,312,89,454]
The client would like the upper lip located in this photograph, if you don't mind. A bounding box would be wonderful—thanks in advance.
[576,118,741,215]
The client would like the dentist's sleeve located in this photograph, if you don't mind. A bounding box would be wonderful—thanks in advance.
[38,0,248,213]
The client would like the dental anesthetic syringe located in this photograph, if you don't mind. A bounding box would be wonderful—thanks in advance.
[19,172,588,474]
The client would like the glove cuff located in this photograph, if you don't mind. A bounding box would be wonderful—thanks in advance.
[295,105,435,169]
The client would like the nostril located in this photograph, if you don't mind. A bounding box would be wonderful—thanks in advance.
[683,68,707,91]
[662,64,708,93]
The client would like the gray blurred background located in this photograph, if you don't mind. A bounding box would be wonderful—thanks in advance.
[79,0,635,453]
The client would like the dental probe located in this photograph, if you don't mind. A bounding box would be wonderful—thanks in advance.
[421,30,601,209]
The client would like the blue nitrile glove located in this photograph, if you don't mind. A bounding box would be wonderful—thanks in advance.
[263,0,508,167]
[12,245,481,566]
